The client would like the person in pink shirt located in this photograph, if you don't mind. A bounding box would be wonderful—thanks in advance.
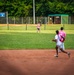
[37,22,41,33]
[59,27,66,42]
[58,27,66,52]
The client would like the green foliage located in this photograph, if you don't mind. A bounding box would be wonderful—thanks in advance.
[0,0,74,16]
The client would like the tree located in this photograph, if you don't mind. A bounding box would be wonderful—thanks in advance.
[0,0,74,17]
[36,0,50,16]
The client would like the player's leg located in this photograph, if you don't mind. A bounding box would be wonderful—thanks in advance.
[60,48,70,57]
[60,48,67,53]
[54,45,59,57]
[60,43,67,53]
[62,43,65,50]
[58,48,61,53]
[37,28,39,33]
[39,28,40,33]
[58,43,65,53]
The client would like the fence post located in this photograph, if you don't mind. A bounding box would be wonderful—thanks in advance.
[44,24,46,30]
[26,23,27,30]
[22,17,23,24]
[14,17,15,24]
[6,11,9,30]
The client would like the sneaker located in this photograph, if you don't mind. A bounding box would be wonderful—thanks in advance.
[54,55,58,57]
[67,52,70,58]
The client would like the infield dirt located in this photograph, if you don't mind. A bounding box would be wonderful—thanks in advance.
[0,49,74,75]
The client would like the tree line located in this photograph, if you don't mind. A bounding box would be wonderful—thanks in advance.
[0,0,74,17]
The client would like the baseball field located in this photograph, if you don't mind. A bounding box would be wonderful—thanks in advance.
[0,24,74,75]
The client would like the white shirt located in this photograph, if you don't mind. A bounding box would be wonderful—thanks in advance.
[55,34,62,46]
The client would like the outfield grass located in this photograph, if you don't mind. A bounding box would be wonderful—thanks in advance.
[0,30,74,49]
[0,32,54,49]
[0,24,74,49]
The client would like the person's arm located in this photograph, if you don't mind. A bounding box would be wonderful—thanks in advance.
[52,39,57,42]
[61,35,65,42]
[52,35,57,42]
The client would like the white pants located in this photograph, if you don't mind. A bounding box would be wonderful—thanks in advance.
[58,43,65,52]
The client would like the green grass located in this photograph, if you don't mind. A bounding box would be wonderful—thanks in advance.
[0,32,54,49]
[0,24,74,50]
[0,31,74,49]
[65,34,74,49]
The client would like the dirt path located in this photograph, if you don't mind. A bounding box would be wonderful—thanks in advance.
[0,49,74,75]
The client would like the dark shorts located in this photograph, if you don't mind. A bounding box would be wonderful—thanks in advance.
[37,28,40,30]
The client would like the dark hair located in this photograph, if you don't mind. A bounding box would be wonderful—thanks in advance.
[60,27,64,30]
[56,30,59,34]
[38,21,41,23]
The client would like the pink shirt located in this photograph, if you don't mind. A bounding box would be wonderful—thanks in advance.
[59,30,66,37]
[59,30,66,42]
[37,23,40,28]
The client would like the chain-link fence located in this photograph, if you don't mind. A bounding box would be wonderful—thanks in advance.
[0,17,48,24]
[0,16,74,24]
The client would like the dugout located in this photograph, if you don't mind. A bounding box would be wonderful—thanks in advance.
[48,14,69,24]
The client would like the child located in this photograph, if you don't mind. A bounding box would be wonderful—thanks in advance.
[37,22,41,33]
